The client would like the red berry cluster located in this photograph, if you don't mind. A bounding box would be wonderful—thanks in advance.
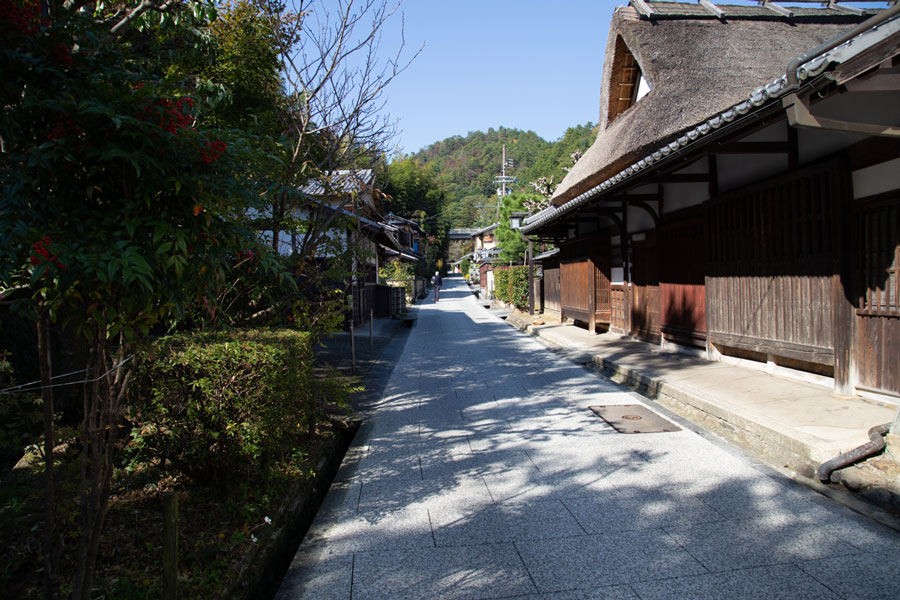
[30,236,67,270]
[200,138,227,164]
[46,117,81,141]
[51,42,73,68]
[139,97,195,135]
[1,0,41,37]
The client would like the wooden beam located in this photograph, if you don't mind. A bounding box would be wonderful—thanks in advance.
[713,141,791,154]
[630,0,657,18]
[619,193,661,203]
[708,154,719,197]
[761,1,793,18]
[645,173,711,184]
[827,0,863,16]
[698,0,725,19]
[847,135,900,171]
[787,124,798,170]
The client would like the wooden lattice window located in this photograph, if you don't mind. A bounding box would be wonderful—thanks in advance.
[859,197,900,316]
[607,36,644,124]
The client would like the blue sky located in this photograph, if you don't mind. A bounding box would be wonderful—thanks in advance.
[380,1,625,155]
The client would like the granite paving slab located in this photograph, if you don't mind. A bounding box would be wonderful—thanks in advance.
[429,499,587,546]
[351,543,536,600]
[630,564,842,600]
[797,551,900,600]
[516,530,708,592]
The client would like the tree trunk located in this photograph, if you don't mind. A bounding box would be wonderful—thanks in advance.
[37,316,59,600]
[71,332,132,600]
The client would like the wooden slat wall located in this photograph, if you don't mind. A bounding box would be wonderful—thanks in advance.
[561,260,593,320]
[855,194,900,395]
[544,265,561,314]
[631,236,660,342]
[705,165,842,364]
[611,284,626,331]
[659,210,706,345]
[561,259,612,324]
[595,257,612,322]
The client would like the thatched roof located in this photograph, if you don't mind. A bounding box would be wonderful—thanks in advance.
[551,2,877,207]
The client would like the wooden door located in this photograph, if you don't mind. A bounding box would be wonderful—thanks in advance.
[631,234,660,342]
[659,210,706,347]
[544,264,561,314]
[854,193,900,396]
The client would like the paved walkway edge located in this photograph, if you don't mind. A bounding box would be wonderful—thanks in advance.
[504,312,900,533]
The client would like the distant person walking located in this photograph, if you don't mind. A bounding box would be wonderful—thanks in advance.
[432,271,443,302]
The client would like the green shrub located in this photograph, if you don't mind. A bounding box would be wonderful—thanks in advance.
[494,267,509,303]
[508,266,529,309]
[129,329,313,483]
[492,266,529,308]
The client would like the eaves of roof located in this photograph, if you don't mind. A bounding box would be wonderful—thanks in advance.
[523,13,900,234]
[382,247,424,262]
[471,223,500,237]
[532,248,561,262]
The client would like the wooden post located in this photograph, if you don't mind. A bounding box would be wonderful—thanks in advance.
[622,201,632,335]
[588,258,597,334]
[528,239,534,316]
[163,492,178,600]
[832,168,854,395]
[350,320,356,375]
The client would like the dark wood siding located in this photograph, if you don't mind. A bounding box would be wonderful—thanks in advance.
[560,258,611,329]
[544,263,561,314]
[631,234,660,342]
[705,163,844,365]
[611,284,627,332]
[855,192,900,396]
[659,208,706,347]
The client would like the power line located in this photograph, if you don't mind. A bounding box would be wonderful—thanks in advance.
[0,354,136,395]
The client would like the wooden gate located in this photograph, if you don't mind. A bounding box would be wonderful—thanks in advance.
[631,234,660,342]
[659,209,706,348]
[561,258,611,332]
[610,284,626,332]
[543,263,561,315]
[855,193,900,396]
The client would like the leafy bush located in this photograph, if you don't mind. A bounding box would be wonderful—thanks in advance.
[0,352,42,468]
[129,329,313,484]
[494,267,510,303]
[380,261,415,299]
[508,266,530,309]
[493,266,529,308]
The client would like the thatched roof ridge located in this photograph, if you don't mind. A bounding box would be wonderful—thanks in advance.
[550,5,873,206]
[637,1,879,21]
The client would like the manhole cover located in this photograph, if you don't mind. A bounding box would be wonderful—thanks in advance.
[589,404,680,434]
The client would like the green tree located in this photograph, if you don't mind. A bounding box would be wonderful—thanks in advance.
[497,193,540,264]
[0,4,286,596]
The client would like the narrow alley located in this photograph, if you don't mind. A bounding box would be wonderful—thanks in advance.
[277,276,900,600]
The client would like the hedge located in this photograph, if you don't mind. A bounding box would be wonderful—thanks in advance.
[129,329,313,483]
[494,266,529,309]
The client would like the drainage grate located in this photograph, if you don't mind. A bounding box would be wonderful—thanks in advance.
[589,404,681,434]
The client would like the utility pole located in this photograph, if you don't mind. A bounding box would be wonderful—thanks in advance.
[500,145,507,220]
[492,144,517,221]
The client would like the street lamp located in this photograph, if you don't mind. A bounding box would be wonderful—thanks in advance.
[509,211,534,316]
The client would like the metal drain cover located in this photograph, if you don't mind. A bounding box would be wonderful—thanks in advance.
[589,404,680,434]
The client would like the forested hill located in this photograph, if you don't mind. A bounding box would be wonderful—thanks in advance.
[410,123,597,227]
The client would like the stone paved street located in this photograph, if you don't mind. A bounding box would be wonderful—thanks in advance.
[276,276,900,600]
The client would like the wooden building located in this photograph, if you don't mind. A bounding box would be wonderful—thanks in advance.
[471,223,501,297]
[524,1,900,400]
